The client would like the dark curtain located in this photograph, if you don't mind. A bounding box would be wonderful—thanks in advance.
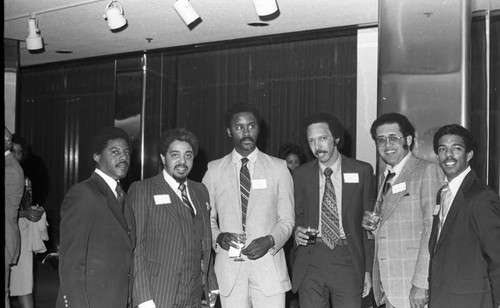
[490,12,500,193]
[17,61,115,250]
[171,31,357,180]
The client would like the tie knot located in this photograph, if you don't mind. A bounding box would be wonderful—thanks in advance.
[324,167,333,177]
[241,158,249,166]
[178,182,186,192]
[441,183,450,194]
[116,182,124,194]
[385,171,396,183]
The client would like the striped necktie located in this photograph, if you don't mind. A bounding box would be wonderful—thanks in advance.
[438,183,452,235]
[115,181,125,213]
[178,182,195,217]
[320,167,340,249]
[240,158,251,232]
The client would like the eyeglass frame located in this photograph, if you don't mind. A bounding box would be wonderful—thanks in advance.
[375,135,406,146]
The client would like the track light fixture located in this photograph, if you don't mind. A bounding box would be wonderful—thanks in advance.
[173,0,201,27]
[103,0,127,31]
[26,14,44,51]
[253,0,278,17]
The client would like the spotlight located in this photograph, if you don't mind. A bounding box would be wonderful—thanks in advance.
[26,14,44,51]
[103,0,127,31]
[173,0,201,27]
[253,0,278,17]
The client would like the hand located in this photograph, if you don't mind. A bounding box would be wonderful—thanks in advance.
[241,236,273,260]
[216,233,244,251]
[294,226,316,246]
[21,206,44,222]
[409,285,428,308]
[362,272,372,298]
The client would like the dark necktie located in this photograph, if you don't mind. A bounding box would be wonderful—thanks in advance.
[320,167,340,250]
[178,182,195,217]
[240,158,251,232]
[382,171,396,196]
[116,181,126,213]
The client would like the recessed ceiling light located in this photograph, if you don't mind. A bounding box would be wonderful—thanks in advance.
[55,50,73,54]
[247,22,269,27]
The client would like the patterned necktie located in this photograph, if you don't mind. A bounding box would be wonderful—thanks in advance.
[178,182,195,217]
[115,181,125,213]
[438,183,452,234]
[320,167,340,250]
[240,158,251,232]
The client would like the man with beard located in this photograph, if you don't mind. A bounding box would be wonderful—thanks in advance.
[367,113,443,308]
[129,128,216,308]
[57,127,135,308]
[428,124,500,308]
[292,112,374,308]
[203,104,294,307]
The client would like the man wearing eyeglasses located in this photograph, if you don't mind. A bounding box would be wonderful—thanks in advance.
[368,113,443,308]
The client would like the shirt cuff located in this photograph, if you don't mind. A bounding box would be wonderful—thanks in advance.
[138,300,156,308]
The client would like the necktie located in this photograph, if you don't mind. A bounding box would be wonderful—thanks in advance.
[240,158,251,232]
[320,167,340,250]
[382,171,396,196]
[178,182,195,217]
[438,183,452,234]
[116,181,126,213]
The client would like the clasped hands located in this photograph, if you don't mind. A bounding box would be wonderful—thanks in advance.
[20,205,45,222]
[216,233,273,260]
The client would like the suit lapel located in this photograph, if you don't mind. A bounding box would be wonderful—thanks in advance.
[307,161,321,226]
[434,171,475,253]
[379,155,416,226]
[151,173,182,231]
[340,156,355,221]
[246,153,268,219]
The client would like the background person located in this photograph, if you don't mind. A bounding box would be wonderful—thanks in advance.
[278,142,307,172]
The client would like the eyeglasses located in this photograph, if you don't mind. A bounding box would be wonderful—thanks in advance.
[375,135,406,146]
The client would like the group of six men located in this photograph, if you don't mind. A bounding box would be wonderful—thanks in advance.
[55,104,500,308]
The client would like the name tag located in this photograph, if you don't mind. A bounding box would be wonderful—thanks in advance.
[391,182,406,194]
[343,173,359,183]
[252,179,267,189]
[433,204,441,215]
[154,194,171,205]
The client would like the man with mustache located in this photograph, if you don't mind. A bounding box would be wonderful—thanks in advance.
[292,112,374,308]
[428,124,500,308]
[129,128,216,308]
[203,104,294,307]
[57,127,135,308]
[368,113,443,308]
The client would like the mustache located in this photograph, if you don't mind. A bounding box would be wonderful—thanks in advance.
[240,137,255,144]
[443,158,457,164]
[116,162,129,168]
[174,164,188,170]
[314,150,328,156]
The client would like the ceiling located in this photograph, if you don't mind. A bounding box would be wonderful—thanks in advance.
[4,0,378,67]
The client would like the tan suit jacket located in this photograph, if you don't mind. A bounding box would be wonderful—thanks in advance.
[202,149,295,297]
[373,154,444,308]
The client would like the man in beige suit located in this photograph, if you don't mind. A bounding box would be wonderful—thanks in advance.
[368,113,444,308]
[202,103,295,308]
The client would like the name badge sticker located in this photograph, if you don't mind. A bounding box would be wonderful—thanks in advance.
[391,182,406,194]
[154,194,171,205]
[343,173,359,183]
[252,179,267,189]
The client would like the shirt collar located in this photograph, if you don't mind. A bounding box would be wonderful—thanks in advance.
[319,154,342,176]
[231,147,259,164]
[384,151,412,181]
[162,169,185,191]
[446,166,471,196]
[5,150,12,157]
[95,168,118,191]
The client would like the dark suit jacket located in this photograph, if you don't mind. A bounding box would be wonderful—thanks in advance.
[5,152,24,265]
[129,173,216,308]
[428,170,500,308]
[292,155,375,292]
[57,172,136,308]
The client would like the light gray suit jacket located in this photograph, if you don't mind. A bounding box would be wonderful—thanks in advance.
[202,149,295,297]
[373,154,444,308]
[5,152,24,265]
